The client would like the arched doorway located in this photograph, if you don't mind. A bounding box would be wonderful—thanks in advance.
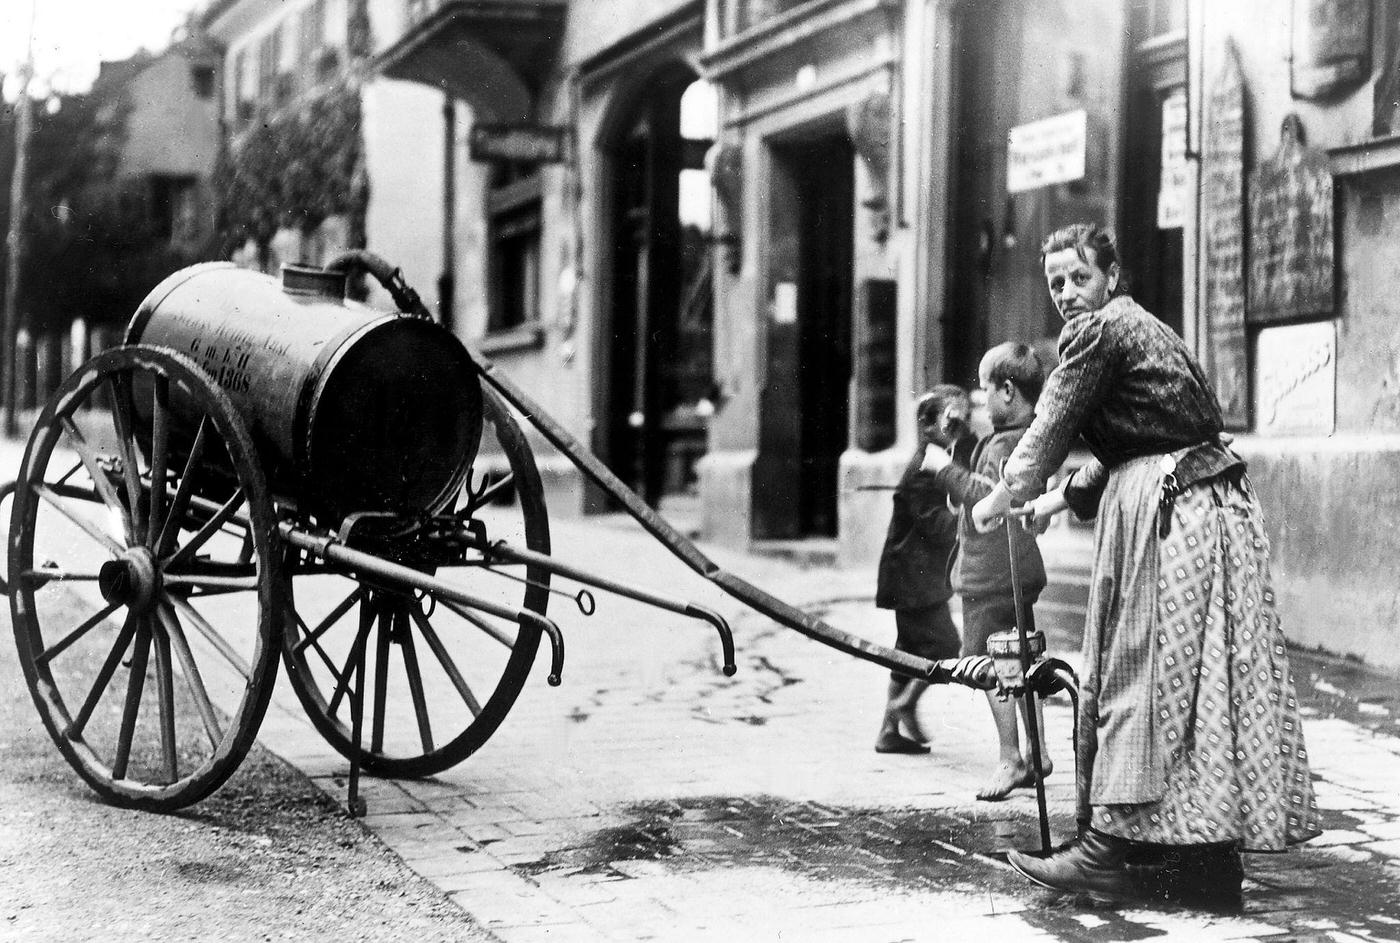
[754,131,855,540]
[944,0,1127,386]
[604,67,717,508]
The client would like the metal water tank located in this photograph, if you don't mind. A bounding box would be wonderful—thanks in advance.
[126,262,483,525]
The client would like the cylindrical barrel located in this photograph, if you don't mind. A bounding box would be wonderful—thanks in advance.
[127,262,482,525]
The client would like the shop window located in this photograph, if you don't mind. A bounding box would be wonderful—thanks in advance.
[486,162,543,344]
[148,175,198,243]
[191,65,215,99]
[299,0,326,86]
[1128,0,1184,41]
[257,29,281,102]
[232,49,253,124]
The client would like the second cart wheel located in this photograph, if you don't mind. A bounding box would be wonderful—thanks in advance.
[280,385,550,777]
[9,346,282,810]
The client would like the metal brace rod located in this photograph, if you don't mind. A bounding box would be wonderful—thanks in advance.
[278,523,567,686]
[464,535,737,677]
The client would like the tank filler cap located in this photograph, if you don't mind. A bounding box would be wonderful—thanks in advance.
[281,263,347,300]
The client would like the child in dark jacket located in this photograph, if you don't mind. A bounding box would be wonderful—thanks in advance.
[873,385,974,754]
[921,343,1050,798]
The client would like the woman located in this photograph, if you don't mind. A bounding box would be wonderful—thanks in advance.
[972,223,1319,904]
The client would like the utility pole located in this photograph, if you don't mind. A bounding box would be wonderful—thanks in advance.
[2,0,37,439]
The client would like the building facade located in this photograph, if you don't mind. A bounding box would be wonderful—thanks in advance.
[195,0,1400,668]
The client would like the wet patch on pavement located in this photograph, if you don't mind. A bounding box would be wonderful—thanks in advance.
[1292,649,1400,737]
[512,794,1060,896]
[511,795,1400,941]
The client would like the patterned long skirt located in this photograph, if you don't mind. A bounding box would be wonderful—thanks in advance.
[1076,455,1320,850]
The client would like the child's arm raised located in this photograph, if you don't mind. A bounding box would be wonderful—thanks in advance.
[927,439,997,507]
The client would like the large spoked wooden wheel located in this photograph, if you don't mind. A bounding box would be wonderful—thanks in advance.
[8,346,282,810]
[280,385,549,778]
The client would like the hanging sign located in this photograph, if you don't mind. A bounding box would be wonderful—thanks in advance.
[1201,42,1250,428]
[1255,321,1335,435]
[469,124,570,163]
[1006,110,1087,193]
[1247,114,1334,324]
[1292,0,1371,99]
[1157,89,1189,230]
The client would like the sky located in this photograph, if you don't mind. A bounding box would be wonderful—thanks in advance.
[2,0,203,100]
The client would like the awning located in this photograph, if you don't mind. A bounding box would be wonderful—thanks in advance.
[376,1,566,113]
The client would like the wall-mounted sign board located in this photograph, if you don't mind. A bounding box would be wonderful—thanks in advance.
[469,124,570,164]
[1255,320,1336,435]
[1201,42,1250,429]
[1006,109,1087,193]
[1247,114,1334,324]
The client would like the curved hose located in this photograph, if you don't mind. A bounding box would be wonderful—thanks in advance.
[324,249,434,320]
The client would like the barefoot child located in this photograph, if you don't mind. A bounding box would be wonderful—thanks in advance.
[921,343,1050,798]
[873,385,974,754]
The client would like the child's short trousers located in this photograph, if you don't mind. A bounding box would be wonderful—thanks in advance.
[891,601,961,680]
[960,593,1038,658]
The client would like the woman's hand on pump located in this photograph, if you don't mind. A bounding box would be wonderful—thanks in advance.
[1018,487,1068,535]
[972,481,1014,533]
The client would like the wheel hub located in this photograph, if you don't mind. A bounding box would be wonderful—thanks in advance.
[99,548,160,612]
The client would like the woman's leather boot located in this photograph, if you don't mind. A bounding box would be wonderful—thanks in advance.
[1139,842,1243,908]
[1007,828,1139,902]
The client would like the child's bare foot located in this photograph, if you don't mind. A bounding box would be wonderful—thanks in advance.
[975,756,1051,801]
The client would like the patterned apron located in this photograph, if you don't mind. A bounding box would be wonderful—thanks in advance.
[1077,454,1320,850]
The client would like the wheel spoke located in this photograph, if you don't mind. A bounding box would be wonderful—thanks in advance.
[163,573,260,592]
[395,609,436,752]
[34,484,125,557]
[106,375,147,539]
[59,416,133,543]
[290,586,364,657]
[157,604,223,749]
[111,620,153,781]
[437,596,518,650]
[471,470,515,508]
[54,459,84,488]
[162,488,245,571]
[151,618,179,783]
[36,600,123,666]
[409,604,482,717]
[371,604,392,754]
[166,595,253,681]
[147,377,171,549]
[156,416,209,557]
[328,595,376,721]
[21,567,103,584]
[67,613,139,740]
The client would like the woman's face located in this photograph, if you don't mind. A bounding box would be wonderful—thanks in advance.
[1043,246,1119,321]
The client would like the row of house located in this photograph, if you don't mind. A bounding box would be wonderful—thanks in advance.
[114,0,1398,668]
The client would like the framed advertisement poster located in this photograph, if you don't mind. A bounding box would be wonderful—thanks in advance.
[1292,0,1372,99]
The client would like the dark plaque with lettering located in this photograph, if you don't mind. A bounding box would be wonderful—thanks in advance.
[1201,42,1250,428]
[854,279,898,452]
[1292,0,1371,99]
[1247,114,1334,325]
[469,124,570,164]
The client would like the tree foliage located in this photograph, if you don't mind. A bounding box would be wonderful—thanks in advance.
[2,73,221,331]
[211,80,367,257]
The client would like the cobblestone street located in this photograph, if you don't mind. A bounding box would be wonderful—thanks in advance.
[249,510,1400,943]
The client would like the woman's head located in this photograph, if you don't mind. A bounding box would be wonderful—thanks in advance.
[1040,223,1123,321]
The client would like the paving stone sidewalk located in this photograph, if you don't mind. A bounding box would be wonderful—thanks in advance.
[245,511,1400,943]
